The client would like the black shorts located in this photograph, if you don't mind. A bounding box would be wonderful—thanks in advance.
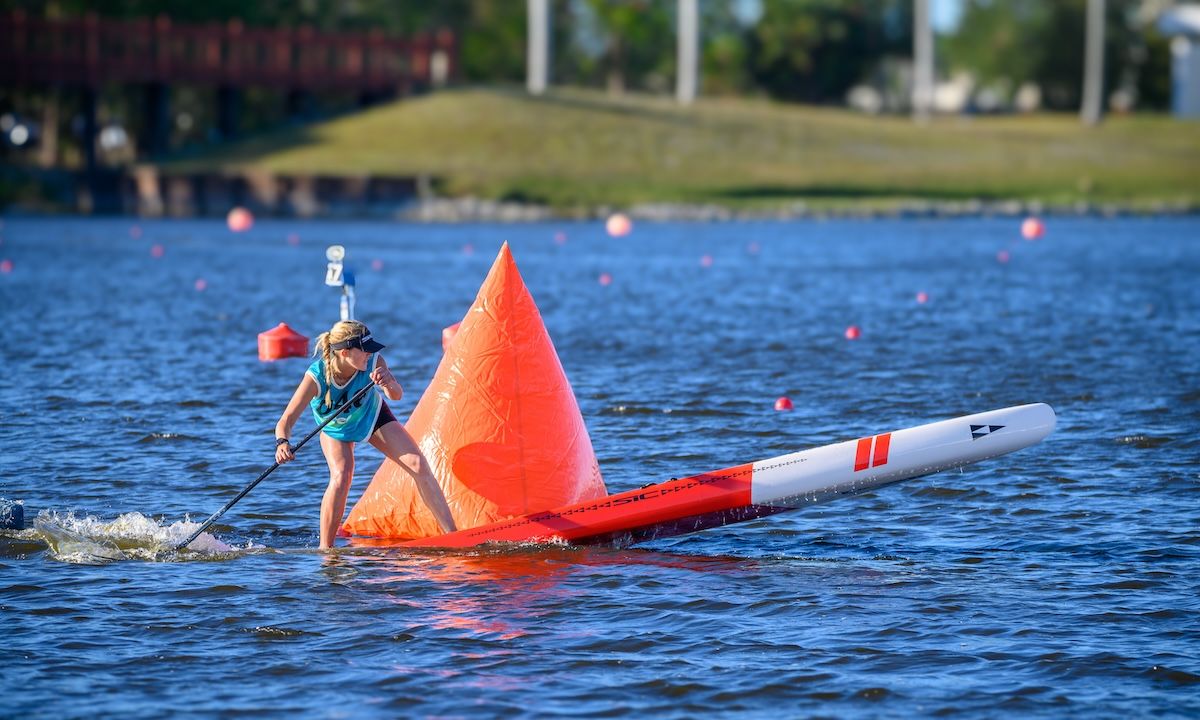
[373,402,398,434]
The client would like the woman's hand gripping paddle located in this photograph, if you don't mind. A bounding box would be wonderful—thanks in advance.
[174,382,377,552]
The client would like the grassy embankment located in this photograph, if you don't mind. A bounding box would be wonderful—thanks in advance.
[167,86,1200,212]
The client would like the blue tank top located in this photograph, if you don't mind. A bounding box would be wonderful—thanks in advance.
[307,354,383,443]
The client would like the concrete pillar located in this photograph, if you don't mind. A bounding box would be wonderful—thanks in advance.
[132,164,164,217]
[38,88,59,168]
[1081,0,1106,126]
[676,0,699,105]
[912,0,934,122]
[527,0,550,95]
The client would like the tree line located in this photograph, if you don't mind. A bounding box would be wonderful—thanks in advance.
[4,0,1175,112]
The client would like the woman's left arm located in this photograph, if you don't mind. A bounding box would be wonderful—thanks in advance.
[370,355,404,402]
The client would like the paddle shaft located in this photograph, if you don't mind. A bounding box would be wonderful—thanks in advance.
[174,381,378,551]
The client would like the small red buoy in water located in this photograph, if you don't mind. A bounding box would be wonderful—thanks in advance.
[227,207,254,233]
[774,396,794,412]
[997,250,1011,264]
[194,278,207,292]
[700,254,714,268]
[150,244,165,259]
[371,258,384,271]
[0,259,12,274]
[1021,217,1044,240]
[598,272,613,286]
[845,325,862,340]
[442,321,462,351]
[916,291,929,304]
[606,213,632,238]
[257,322,308,362]
[554,231,567,246]
[463,244,475,256]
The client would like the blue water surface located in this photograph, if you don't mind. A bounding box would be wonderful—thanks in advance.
[0,216,1197,718]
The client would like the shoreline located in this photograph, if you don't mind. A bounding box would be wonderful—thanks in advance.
[399,196,1199,223]
[4,161,1197,223]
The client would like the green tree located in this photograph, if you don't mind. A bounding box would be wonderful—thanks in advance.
[943,0,1154,112]
[583,0,675,94]
[746,0,911,104]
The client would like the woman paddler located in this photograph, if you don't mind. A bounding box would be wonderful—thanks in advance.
[273,320,457,548]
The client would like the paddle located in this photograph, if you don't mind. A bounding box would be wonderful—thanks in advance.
[174,381,378,551]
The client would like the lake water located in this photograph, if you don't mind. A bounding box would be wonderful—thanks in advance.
[1,216,1197,718]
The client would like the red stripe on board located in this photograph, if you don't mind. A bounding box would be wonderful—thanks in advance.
[397,463,755,548]
[872,432,891,467]
[854,437,872,471]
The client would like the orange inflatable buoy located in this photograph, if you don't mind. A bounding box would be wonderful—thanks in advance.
[257,323,309,361]
[344,242,608,539]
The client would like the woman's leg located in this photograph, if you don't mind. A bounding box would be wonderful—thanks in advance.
[370,422,458,534]
[318,433,355,549]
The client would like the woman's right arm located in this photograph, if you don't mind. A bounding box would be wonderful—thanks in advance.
[275,374,319,464]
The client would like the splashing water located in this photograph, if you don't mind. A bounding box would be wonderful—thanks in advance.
[32,510,244,563]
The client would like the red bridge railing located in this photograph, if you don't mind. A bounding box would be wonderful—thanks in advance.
[0,11,455,91]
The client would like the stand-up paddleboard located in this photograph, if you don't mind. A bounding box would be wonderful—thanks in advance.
[389,403,1055,549]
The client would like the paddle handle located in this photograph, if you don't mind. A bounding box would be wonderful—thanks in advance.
[174,381,377,551]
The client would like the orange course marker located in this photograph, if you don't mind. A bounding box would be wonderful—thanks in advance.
[343,243,608,539]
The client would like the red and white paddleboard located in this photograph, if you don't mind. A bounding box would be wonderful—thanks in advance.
[389,403,1056,549]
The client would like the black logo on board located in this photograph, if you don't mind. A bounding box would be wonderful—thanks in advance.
[971,424,1004,440]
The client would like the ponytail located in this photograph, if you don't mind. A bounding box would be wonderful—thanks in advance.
[314,330,335,409]
[313,320,370,410]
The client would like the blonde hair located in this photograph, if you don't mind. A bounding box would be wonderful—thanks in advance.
[313,320,370,408]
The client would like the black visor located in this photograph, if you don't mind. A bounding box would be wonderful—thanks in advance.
[331,332,385,353]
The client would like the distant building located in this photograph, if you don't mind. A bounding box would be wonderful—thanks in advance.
[1159,5,1200,117]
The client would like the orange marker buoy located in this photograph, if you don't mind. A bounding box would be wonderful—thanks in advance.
[257,322,309,362]
[774,397,794,412]
[227,207,254,233]
[606,213,632,238]
[371,258,384,271]
[441,321,462,351]
[845,325,862,340]
[997,250,1011,264]
[1021,217,1044,240]
[150,244,165,259]
[0,259,12,274]
[554,231,567,246]
[700,254,714,268]
[598,272,613,286]
[916,291,929,304]
[345,242,608,539]
[194,278,207,292]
